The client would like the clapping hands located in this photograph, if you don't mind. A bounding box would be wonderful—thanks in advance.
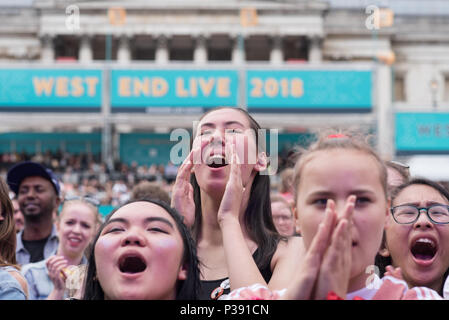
[286,195,355,300]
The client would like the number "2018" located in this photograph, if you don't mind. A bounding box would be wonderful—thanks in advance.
[250,77,303,98]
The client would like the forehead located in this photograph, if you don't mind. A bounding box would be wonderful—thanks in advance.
[61,203,96,221]
[394,184,449,205]
[20,176,52,187]
[111,201,176,225]
[271,202,292,214]
[198,109,251,128]
[299,150,383,190]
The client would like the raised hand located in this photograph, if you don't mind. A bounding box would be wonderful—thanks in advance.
[217,143,244,226]
[284,203,337,300]
[171,147,200,228]
[385,265,403,280]
[46,255,69,291]
[314,196,355,300]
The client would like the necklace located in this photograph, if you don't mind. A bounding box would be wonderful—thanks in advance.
[210,278,230,300]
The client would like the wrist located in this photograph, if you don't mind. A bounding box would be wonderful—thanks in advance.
[218,215,240,229]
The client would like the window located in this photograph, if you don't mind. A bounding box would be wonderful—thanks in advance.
[394,73,406,102]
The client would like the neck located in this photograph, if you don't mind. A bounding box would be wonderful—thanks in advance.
[199,193,223,246]
[22,217,54,241]
[198,186,253,246]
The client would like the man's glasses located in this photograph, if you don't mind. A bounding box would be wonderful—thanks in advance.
[390,204,449,225]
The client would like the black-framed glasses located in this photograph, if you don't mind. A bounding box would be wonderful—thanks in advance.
[390,204,449,225]
[63,196,100,207]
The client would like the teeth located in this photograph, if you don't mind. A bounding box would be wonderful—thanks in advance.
[416,238,435,246]
[209,154,226,164]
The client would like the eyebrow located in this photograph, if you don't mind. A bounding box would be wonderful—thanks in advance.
[308,189,376,198]
[105,216,174,229]
[200,120,246,129]
[395,201,447,207]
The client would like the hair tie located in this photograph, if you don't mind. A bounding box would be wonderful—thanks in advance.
[326,133,348,139]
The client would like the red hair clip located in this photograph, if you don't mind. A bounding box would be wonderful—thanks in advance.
[326,133,348,139]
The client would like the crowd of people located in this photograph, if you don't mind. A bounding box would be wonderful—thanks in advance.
[0,106,448,301]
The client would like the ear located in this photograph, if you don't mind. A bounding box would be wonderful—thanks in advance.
[254,152,268,172]
[177,263,188,281]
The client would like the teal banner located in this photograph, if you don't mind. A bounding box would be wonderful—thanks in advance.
[246,70,372,110]
[395,112,449,153]
[111,69,238,108]
[0,69,102,108]
[119,133,179,166]
[0,132,102,154]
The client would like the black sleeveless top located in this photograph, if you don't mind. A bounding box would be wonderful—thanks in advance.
[197,248,274,300]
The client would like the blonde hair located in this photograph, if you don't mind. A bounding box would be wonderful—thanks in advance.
[293,131,388,201]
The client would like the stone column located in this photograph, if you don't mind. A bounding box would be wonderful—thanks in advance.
[232,35,245,64]
[377,64,394,158]
[41,35,54,62]
[194,35,208,64]
[155,35,169,64]
[308,36,322,63]
[117,35,131,64]
[79,35,93,63]
[270,35,283,65]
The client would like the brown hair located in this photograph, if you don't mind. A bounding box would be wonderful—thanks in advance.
[293,131,388,200]
[0,177,19,269]
[130,181,171,205]
[279,168,294,194]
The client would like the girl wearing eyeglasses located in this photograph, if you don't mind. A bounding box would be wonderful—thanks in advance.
[378,178,449,298]
[21,198,102,299]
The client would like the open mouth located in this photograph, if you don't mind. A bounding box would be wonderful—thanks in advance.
[411,238,437,261]
[119,255,147,274]
[207,154,228,169]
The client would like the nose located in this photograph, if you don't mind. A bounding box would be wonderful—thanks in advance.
[72,223,82,234]
[413,209,434,230]
[210,128,225,145]
[121,229,146,247]
[24,189,36,198]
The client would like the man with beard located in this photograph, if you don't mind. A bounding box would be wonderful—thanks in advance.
[7,161,61,265]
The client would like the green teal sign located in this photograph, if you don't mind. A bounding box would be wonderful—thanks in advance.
[0,68,373,112]
[111,70,238,109]
[395,113,449,153]
[119,133,179,165]
[0,132,102,154]
[246,70,372,111]
[0,69,102,109]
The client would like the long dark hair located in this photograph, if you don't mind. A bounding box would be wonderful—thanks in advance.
[191,107,281,271]
[0,177,18,269]
[83,198,200,300]
[375,177,449,296]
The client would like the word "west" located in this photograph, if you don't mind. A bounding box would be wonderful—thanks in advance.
[33,77,99,97]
